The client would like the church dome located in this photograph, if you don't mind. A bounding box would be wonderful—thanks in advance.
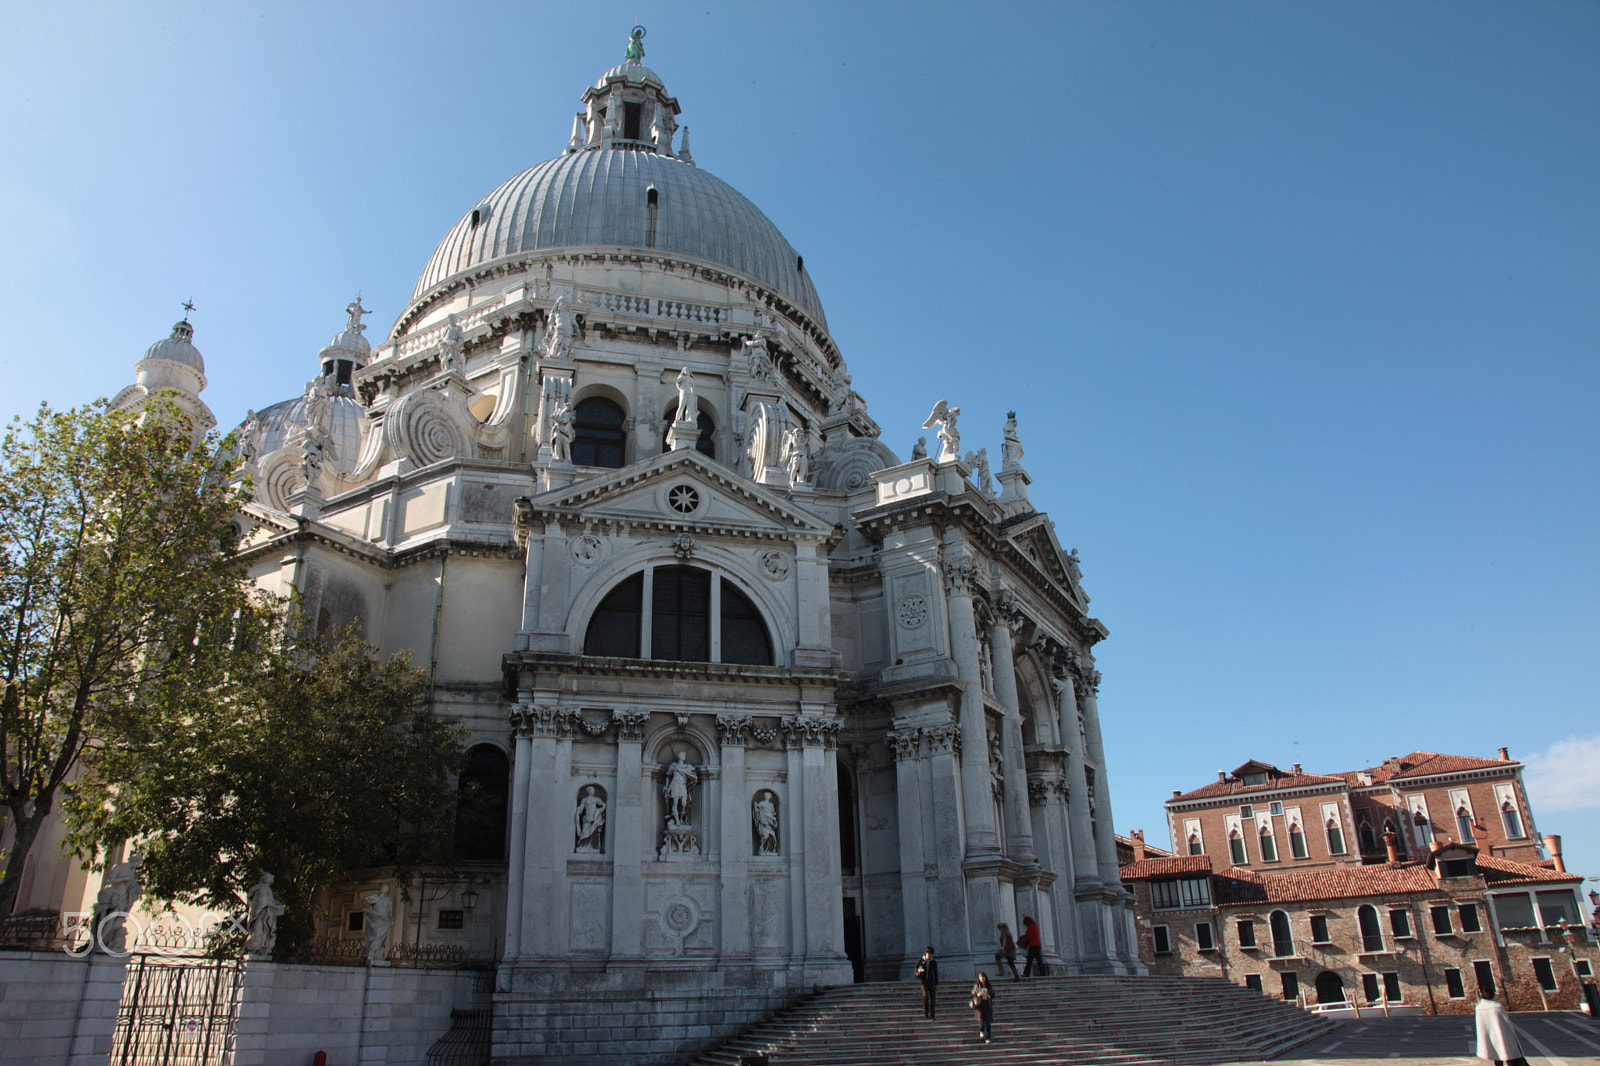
[142,319,206,374]
[410,61,826,328]
[320,326,371,359]
[249,389,365,477]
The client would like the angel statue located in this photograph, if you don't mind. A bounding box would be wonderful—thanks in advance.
[921,400,961,463]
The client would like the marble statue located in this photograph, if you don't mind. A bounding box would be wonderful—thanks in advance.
[238,409,261,465]
[246,872,284,958]
[662,751,699,829]
[345,297,369,333]
[439,313,465,373]
[964,447,993,495]
[364,884,393,964]
[94,853,143,953]
[545,297,576,360]
[575,785,607,853]
[921,400,961,462]
[674,368,697,423]
[1001,411,1024,469]
[745,335,775,382]
[782,425,809,484]
[753,791,779,855]
[550,399,575,463]
[911,435,927,460]
[1066,548,1082,584]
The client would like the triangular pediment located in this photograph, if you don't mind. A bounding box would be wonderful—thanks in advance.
[1000,513,1086,606]
[526,451,836,541]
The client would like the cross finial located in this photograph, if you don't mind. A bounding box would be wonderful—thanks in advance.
[181,298,196,321]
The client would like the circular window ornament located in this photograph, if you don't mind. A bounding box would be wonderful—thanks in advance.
[896,594,930,629]
[667,484,701,515]
[658,895,701,942]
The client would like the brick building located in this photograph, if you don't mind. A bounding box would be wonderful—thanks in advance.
[1120,753,1600,1016]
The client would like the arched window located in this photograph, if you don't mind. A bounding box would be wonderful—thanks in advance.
[1229,828,1248,866]
[1269,910,1294,957]
[661,408,716,459]
[1187,832,1203,857]
[1288,821,1308,859]
[583,565,772,666]
[1357,904,1383,953]
[1326,817,1346,855]
[1500,801,1524,839]
[456,744,510,862]
[572,397,627,468]
[1412,808,1433,846]
[1358,819,1377,852]
[1455,805,1476,844]
[1259,826,1278,862]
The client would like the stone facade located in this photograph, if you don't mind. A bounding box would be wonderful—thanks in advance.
[4,34,1142,1066]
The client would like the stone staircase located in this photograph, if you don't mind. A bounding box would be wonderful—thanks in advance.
[686,975,1337,1065]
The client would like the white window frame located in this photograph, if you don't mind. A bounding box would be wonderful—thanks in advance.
[1152,923,1171,955]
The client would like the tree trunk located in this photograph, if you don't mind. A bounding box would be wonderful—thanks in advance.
[0,799,50,920]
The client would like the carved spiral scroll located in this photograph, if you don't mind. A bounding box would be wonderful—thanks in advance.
[257,452,308,511]
[386,391,468,467]
[813,437,900,492]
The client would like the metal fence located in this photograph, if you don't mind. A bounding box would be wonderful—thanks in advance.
[110,955,244,1066]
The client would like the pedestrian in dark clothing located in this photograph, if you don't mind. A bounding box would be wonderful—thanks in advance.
[995,922,1020,980]
[1020,915,1047,977]
[915,946,939,1018]
[969,971,995,1043]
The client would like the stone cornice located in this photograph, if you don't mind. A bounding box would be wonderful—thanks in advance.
[503,651,846,689]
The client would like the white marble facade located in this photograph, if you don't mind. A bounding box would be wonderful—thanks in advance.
[96,36,1141,1064]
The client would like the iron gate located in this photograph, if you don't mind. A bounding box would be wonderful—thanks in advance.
[111,955,244,1066]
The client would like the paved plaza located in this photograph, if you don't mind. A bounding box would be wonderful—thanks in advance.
[1249,1011,1600,1066]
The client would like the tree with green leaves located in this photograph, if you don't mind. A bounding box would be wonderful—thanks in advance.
[0,399,253,920]
[67,615,465,957]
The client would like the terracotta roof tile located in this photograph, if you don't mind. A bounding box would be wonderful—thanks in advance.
[1475,854,1581,886]
[1173,750,1518,801]
[1171,771,1345,802]
[1121,856,1212,880]
[1383,751,1516,779]
[1213,863,1438,905]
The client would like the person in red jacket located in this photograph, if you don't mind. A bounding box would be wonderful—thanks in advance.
[1019,915,1047,978]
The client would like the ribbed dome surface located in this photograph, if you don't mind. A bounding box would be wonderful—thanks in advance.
[142,321,205,373]
[250,390,366,476]
[412,150,825,326]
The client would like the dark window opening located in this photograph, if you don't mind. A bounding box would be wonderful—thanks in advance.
[721,580,772,665]
[1445,968,1465,998]
[1474,960,1496,997]
[1432,905,1454,935]
[336,360,352,386]
[796,255,804,272]
[1389,909,1412,939]
[1280,971,1299,1002]
[584,574,643,657]
[1359,821,1377,852]
[838,763,858,874]
[645,186,659,247]
[348,911,364,932]
[1362,973,1380,1003]
[1440,857,1475,879]
[470,209,481,227]
[573,397,627,468]
[1314,971,1345,1004]
[1459,904,1482,933]
[1269,911,1294,957]
[1196,922,1214,950]
[437,909,464,930]
[1188,834,1203,856]
[1310,914,1330,943]
[1358,905,1384,953]
[1244,973,1263,993]
[1289,826,1308,859]
[1152,925,1171,954]
[455,744,510,862]
[624,102,642,140]
[1236,920,1256,948]
[1382,972,1402,1001]
[652,566,711,662]
[1151,878,1212,910]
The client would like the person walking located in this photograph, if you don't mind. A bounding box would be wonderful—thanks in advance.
[994,922,1021,980]
[1474,988,1529,1066]
[1019,915,1047,977]
[969,971,995,1043]
[915,946,939,1019]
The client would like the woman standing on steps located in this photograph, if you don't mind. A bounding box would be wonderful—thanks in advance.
[970,971,995,1043]
[915,946,939,1018]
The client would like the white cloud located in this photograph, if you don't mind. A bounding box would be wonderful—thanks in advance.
[1522,734,1600,812]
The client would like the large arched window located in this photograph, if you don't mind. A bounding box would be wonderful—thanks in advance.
[456,744,510,862]
[1269,910,1294,958]
[1357,904,1384,953]
[572,396,627,468]
[583,565,772,665]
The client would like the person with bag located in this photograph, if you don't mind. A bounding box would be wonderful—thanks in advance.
[969,971,995,1043]
[1475,987,1529,1066]
[914,945,939,1018]
[994,922,1021,980]
[1019,915,1047,978]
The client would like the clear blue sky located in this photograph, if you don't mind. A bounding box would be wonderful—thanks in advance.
[3,3,1596,886]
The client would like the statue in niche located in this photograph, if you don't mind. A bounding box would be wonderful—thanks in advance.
[921,400,961,462]
[363,885,393,965]
[544,296,576,360]
[910,435,927,460]
[673,367,698,423]
[246,872,284,958]
[549,399,575,463]
[964,448,993,495]
[439,313,465,373]
[662,751,699,829]
[753,791,779,855]
[782,425,809,484]
[575,785,607,853]
[745,335,775,382]
[1001,410,1024,469]
[93,853,143,953]
[731,410,750,476]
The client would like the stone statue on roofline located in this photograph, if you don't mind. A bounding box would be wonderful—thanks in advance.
[625,25,646,63]
[1001,411,1024,470]
[439,313,465,373]
[674,368,698,424]
[922,400,961,462]
[345,296,369,334]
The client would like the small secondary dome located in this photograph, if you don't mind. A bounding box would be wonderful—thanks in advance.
[142,319,206,374]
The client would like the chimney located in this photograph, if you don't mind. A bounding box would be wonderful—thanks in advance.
[1132,830,1147,861]
[1429,839,1444,855]
[1383,829,1399,865]
[1292,763,1302,774]
[1544,834,1565,873]
[1171,789,1182,799]
[1497,747,1509,761]
[1217,770,1228,783]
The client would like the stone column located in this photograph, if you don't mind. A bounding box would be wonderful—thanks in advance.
[782,713,849,984]
[1028,775,1078,966]
[716,715,753,960]
[516,705,571,958]
[1052,661,1098,888]
[888,728,928,972]
[609,711,650,960]
[989,592,1036,866]
[944,559,999,856]
[1077,666,1123,886]
[502,706,535,960]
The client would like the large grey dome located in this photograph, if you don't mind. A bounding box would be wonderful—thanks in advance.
[412,150,826,326]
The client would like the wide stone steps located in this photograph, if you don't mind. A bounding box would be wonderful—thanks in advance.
[687,975,1336,1066]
